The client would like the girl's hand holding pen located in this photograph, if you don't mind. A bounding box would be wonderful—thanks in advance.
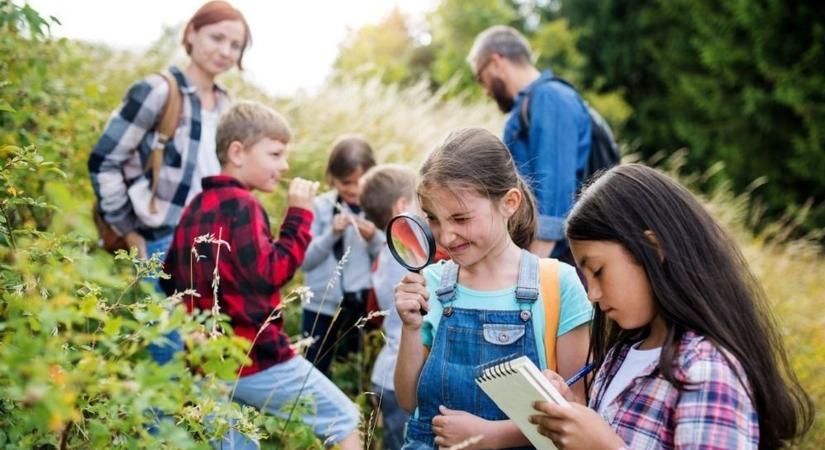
[541,363,595,405]
[532,364,621,450]
[541,370,577,403]
[395,272,430,330]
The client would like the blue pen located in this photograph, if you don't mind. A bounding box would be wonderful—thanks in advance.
[564,363,595,386]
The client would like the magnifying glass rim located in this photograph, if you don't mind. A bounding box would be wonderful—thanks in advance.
[386,213,436,272]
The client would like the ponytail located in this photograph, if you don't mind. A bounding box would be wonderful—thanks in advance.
[509,176,537,249]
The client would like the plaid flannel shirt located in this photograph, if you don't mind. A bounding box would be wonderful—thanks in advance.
[590,331,759,449]
[88,66,231,240]
[161,175,313,376]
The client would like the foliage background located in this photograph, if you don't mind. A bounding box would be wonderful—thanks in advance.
[1,0,823,448]
[333,0,825,238]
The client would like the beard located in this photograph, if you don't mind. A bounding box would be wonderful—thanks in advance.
[490,77,514,113]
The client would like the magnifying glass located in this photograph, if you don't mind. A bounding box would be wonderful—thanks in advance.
[386,213,436,273]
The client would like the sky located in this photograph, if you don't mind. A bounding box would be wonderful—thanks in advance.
[26,0,437,96]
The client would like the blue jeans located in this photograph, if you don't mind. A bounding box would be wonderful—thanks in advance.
[144,233,184,365]
[403,251,540,449]
[227,355,360,448]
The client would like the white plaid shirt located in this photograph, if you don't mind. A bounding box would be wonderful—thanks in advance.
[88,66,231,239]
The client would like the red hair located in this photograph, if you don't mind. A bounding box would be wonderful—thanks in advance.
[182,1,252,69]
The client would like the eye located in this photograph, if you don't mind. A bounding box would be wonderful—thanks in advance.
[592,267,603,278]
[453,216,469,223]
[231,41,243,51]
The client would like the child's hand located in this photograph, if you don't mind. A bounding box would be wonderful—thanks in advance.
[332,213,351,236]
[529,401,625,450]
[542,369,577,403]
[432,406,488,449]
[395,272,429,329]
[355,217,377,240]
[287,178,318,211]
[124,232,147,259]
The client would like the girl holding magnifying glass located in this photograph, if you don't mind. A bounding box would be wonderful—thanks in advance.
[394,128,593,449]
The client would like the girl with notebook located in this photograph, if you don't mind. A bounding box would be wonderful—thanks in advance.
[529,164,812,449]
[394,128,593,449]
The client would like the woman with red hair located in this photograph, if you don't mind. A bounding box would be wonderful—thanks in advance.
[87,0,250,380]
[89,1,251,263]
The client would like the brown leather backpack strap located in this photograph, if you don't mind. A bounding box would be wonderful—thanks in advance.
[149,71,182,214]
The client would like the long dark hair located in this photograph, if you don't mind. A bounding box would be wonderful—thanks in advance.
[418,128,537,249]
[566,164,812,449]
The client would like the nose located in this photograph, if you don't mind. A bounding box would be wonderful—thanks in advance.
[220,42,233,57]
[436,222,457,246]
[586,279,601,303]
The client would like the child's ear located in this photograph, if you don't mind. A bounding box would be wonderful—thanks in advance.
[226,141,246,167]
[499,188,522,218]
[391,197,410,216]
[644,230,666,262]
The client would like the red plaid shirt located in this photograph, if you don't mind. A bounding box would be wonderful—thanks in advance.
[161,175,313,376]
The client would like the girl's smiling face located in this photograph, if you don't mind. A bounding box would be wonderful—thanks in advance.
[421,186,516,268]
[570,239,659,332]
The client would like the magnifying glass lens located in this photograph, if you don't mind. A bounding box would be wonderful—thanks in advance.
[387,214,436,272]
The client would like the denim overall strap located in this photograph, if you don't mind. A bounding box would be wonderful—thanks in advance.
[402,254,540,450]
[514,249,539,322]
[434,260,459,317]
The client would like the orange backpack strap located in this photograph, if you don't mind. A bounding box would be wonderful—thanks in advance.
[148,71,182,214]
[539,258,561,371]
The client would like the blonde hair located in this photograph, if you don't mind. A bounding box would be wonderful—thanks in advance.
[216,100,291,165]
[360,164,417,231]
[418,128,537,249]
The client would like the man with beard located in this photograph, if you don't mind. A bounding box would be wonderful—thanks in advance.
[467,25,591,263]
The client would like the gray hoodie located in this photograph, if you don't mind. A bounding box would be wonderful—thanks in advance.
[301,190,384,316]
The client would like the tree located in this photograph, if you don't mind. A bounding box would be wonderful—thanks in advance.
[333,8,433,86]
[566,0,825,234]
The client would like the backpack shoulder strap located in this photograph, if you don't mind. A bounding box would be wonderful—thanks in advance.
[539,258,561,371]
[519,90,532,136]
[518,76,571,138]
[148,71,182,214]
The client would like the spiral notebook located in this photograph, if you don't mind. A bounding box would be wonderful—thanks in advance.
[475,355,569,449]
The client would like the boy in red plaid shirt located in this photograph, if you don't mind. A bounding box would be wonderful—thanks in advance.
[161,101,361,449]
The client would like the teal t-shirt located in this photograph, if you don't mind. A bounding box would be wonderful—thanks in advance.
[420,260,592,370]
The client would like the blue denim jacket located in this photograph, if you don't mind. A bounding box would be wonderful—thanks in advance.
[503,69,592,242]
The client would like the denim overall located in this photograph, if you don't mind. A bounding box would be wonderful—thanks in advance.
[403,250,541,449]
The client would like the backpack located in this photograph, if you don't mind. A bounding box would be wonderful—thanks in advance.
[92,71,182,253]
[519,76,620,185]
